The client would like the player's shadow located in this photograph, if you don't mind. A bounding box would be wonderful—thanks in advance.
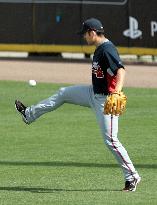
[0,161,156,169]
[0,186,121,193]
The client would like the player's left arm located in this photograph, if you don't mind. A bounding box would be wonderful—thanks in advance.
[104,44,126,94]
[104,45,127,115]
[114,68,125,93]
[104,68,127,115]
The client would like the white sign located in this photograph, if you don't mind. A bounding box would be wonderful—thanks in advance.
[123,16,142,39]
[123,16,157,39]
[151,21,157,37]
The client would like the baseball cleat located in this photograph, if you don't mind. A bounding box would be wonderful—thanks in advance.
[122,177,141,192]
[15,100,29,124]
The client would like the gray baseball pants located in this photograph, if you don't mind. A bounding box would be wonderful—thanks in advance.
[25,85,139,181]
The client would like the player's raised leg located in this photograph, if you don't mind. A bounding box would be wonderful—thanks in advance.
[15,85,93,124]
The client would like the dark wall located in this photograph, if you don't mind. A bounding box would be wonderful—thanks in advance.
[0,0,156,49]
[0,3,33,43]
[81,3,129,46]
[34,3,81,45]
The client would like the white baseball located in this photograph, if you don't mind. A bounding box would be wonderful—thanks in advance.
[29,80,37,86]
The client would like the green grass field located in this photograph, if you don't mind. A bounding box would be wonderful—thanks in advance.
[0,81,157,205]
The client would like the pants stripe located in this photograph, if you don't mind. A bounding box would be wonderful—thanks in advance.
[110,115,134,176]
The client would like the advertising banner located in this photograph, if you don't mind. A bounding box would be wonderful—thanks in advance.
[0,0,156,54]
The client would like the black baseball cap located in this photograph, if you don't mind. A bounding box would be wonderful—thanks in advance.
[78,18,104,35]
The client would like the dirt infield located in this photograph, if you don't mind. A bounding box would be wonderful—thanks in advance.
[0,59,156,88]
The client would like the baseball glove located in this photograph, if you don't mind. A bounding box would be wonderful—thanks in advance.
[104,91,127,115]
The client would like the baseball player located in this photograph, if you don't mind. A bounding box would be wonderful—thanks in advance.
[15,18,141,191]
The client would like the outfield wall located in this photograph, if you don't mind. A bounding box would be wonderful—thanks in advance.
[0,0,156,55]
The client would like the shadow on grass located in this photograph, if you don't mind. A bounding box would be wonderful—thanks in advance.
[0,161,156,169]
[0,186,121,193]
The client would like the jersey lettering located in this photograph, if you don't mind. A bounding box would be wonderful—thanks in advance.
[92,62,104,78]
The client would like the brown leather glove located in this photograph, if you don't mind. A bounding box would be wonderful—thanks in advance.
[104,91,127,115]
